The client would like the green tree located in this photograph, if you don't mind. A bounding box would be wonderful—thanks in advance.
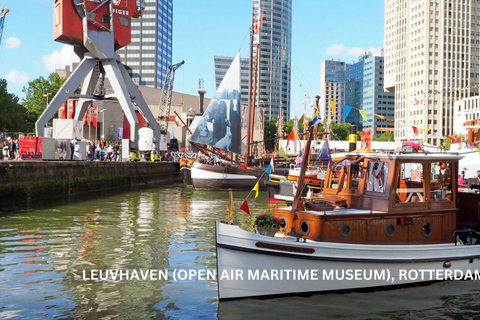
[0,79,28,132]
[283,119,294,136]
[264,117,277,151]
[330,122,351,140]
[374,131,394,141]
[22,73,67,131]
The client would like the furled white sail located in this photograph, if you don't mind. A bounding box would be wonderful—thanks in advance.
[189,52,242,155]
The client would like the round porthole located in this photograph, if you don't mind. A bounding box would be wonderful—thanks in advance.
[340,224,351,237]
[422,221,433,237]
[385,223,396,237]
[300,219,310,235]
[279,217,288,230]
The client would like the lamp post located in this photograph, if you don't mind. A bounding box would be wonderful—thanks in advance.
[99,109,106,139]
[43,93,50,107]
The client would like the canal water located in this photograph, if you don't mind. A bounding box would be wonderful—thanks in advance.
[1,184,480,319]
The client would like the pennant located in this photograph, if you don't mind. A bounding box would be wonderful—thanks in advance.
[93,106,98,127]
[320,140,333,171]
[434,131,445,140]
[344,105,352,120]
[227,189,235,224]
[420,128,430,133]
[59,104,66,119]
[239,199,250,216]
[386,118,394,125]
[359,109,367,122]
[374,113,385,121]
[329,100,337,113]
[412,126,419,136]
[265,164,271,175]
[270,156,274,173]
[445,135,456,142]
[286,130,296,147]
[83,110,87,125]
[277,147,289,161]
[252,181,259,199]
[299,114,309,126]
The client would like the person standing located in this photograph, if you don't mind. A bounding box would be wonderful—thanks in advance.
[8,137,16,160]
[70,137,77,161]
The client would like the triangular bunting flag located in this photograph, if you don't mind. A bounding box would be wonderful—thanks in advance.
[359,109,367,122]
[329,100,337,113]
[265,164,271,175]
[277,147,289,161]
[239,199,250,216]
[252,181,259,199]
[412,126,419,136]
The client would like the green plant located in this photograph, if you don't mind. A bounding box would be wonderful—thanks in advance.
[252,212,279,230]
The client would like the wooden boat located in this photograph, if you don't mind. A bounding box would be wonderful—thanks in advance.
[215,126,480,300]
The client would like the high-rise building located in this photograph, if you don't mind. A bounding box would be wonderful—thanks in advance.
[320,60,347,123]
[384,0,480,145]
[253,0,292,121]
[117,0,173,88]
[348,52,395,137]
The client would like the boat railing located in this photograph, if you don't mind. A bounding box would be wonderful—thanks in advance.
[453,229,480,246]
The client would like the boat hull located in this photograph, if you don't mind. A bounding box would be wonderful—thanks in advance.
[216,221,480,300]
[191,162,267,190]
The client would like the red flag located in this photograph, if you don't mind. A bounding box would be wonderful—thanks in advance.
[67,99,75,119]
[239,199,250,216]
[87,106,91,125]
[412,126,419,136]
[59,104,66,119]
[82,110,87,125]
[445,135,456,142]
[93,106,98,127]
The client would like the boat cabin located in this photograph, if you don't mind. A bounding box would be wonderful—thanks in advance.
[273,152,470,245]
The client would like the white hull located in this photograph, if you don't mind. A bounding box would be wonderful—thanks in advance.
[216,221,480,300]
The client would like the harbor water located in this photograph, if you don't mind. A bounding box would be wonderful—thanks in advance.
[1,184,480,319]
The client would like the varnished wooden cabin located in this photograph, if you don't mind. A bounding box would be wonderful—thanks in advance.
[273,151,473,245]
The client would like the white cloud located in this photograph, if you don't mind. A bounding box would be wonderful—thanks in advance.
[5,37,21,49]
[42,45,80,72]
[5,70,29,84]
[326,44,383,58]
[326,44,346,56]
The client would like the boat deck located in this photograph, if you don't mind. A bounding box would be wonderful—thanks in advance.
[277,206,385,216]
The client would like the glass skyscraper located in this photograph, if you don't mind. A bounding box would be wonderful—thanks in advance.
[117,0,173,89]
[253,0,292,121]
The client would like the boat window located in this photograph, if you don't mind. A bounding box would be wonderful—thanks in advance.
[396,163,424,203]
[366,161,388,193]
[349,160,364,190]
[429,162,452,202]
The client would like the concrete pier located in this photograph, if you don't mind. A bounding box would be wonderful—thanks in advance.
[0,161,180,203]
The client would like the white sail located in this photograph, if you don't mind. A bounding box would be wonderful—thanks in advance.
[190,52,242,155]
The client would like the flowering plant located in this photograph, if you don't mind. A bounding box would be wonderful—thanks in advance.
[252,212,280,230]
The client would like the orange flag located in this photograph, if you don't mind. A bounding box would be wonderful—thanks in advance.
[286,130,296,148]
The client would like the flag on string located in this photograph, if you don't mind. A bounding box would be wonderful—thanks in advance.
[329,100,337,113]
[277,147,289,161]
[445,135,456,142]
[270,156,274,173]
[252,181,259,199]
[412,126,419,136]
[265,164,271,175]
[359,109,367,122]
[386,118,394,125]
[239,199,250,215]
[344,105,352,120]
[295,149,303,165]
[374,113,385,120]
[286,130,296,148]
[420,128,430,133]
[82,109,88,125]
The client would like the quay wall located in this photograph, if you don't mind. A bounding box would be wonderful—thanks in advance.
[0,161,180,203]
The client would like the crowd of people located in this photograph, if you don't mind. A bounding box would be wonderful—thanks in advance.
[1,137,19,160]
[86,139,121,161]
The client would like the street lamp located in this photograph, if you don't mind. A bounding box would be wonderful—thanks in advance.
[99,109,106,139]
[43,93,50,107]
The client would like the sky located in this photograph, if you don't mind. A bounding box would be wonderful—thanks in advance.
[0,0,384,119]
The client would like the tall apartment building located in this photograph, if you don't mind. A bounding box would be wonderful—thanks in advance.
[253,0,292,121]
[214,56,250,108]
[320,60,347,123]
[117,0,173,88]
[384,0,480,145]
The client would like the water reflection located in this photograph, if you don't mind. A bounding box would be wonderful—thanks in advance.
[1,185,479,319]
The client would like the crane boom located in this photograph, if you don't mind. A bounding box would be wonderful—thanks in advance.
[157,60,185,134]
[0,7,9,48]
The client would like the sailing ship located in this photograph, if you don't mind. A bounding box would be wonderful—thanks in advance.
[215,125,480,300]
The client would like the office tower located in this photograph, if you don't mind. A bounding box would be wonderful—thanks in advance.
[320,60,347,124]
[346,51,395,136]
[384,0,480,145]
[253,0,292,121]
[118,0,173,88]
